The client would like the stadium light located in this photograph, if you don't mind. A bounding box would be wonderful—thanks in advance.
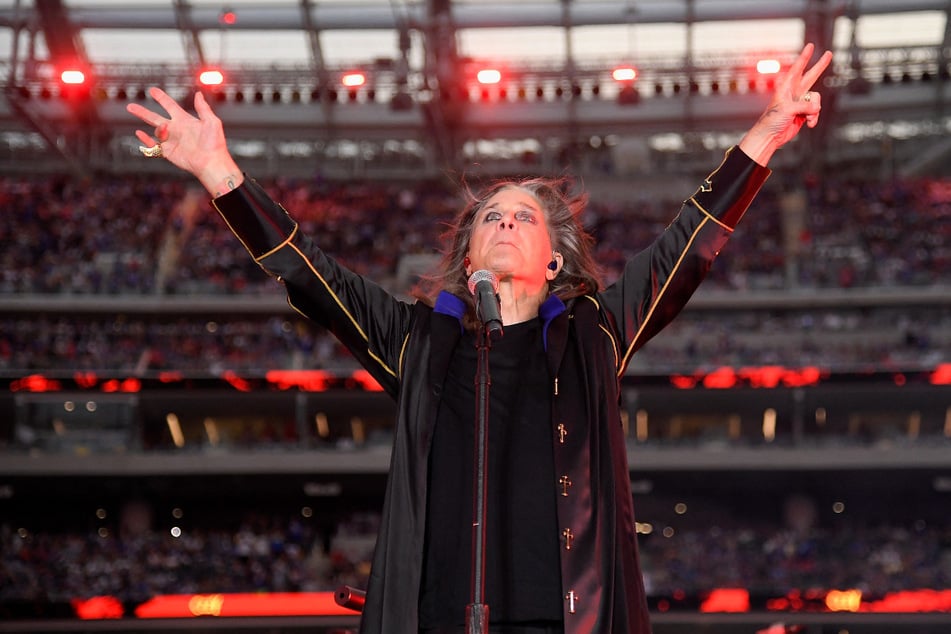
[60,69,86,85]
[341,72,366,88]
[198,69,225,86]
[476,68,502,85]
[613,66,639,105]
[612,67,638,82]
[58,66,92,101]
[219,9,237,26]
[756,59,781,75]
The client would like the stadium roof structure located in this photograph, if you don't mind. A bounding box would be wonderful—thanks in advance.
[1,0,950,179]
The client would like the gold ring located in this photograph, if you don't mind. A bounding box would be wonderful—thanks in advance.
[139,144,163,158]
[802,92,812,102]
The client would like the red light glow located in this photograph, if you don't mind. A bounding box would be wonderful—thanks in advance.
[612,67,638,82]
[670,375,699,389]
[861,589,951,612]
[61,70,86,85]
[72,596,124,619]
[349,369,384,392]
[703,367,738,389]
[101,378,141,393]
[266,369,332,392]
[10,374,62,392]
[70,587,951,621]
[74,371,99,389]
[930,363,951,385]
[341,72,366,88]
[222,371,252,392]
[670,366,825,390]
[476,69,502,85]
[756,59,781,75]
[700,588,750,613]
[198,70,224,86]
[134,592,356,618]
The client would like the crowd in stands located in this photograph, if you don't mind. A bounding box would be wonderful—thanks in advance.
[630,304,949,373]
[0,507,378,606]
[1,170,948,297]
[639,517,951,600]
[0,171,948,375]
[1,304,947,376]
[0,314,358,375]
[2,506,948,609]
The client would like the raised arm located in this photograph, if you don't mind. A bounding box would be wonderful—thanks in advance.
[126,87,244,197]
[738,43,834,166]
[604,43,833,371]
[127,87,412,396]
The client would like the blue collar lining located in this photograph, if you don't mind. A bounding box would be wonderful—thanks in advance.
[434,291,566,348]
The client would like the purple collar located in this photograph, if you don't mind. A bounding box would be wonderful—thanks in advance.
[433,291,566,349]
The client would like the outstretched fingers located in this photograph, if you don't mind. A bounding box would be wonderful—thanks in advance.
[193,91,214,119]
[147,86,190,119]
[126,101,166,130]
[782,44,833,98]
[785,43,816,88]
[126,87,197,135]
[800,50,833,93]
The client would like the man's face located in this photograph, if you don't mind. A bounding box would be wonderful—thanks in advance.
[466,186,554,286]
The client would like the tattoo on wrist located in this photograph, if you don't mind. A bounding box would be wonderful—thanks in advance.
[213,175,239,198]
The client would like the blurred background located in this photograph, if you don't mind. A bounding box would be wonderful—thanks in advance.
[0,1,949,633]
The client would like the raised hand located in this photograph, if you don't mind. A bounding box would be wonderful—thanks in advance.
[126,87,243,196]
[739,43,834,166]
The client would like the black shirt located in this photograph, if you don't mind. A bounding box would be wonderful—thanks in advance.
[419,318,563,631]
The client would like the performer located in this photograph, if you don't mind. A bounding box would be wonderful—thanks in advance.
[128,44,831,634]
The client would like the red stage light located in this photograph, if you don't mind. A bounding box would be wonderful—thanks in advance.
[266,369,332,392]
[612,67,638,82]
[134,592,356,618]
[476,68,502,85]
[341,72,366,88]
[61,69,86,85]
[198,69,224,86]
[756,59,781,75]
[700,588,750,613]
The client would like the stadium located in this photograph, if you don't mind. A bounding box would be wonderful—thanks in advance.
[0,1,949,633]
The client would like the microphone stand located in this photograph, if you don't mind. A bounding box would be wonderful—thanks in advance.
[466,323,492,634]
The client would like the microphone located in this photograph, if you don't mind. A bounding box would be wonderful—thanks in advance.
[467,269,504,340]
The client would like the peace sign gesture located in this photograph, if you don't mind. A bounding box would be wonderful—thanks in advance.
[739,43,834,166]
[126,87,243,196]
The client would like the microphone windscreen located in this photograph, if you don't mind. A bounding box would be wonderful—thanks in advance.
[467,269,499,295]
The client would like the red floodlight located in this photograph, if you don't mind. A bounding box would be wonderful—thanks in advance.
[613,66,640,105]
[198,69,225,86]
[756,59,781,75]
[476,68,502,85]
[612,67,638,82]
[60,69,86,85]
[341,72,366,88]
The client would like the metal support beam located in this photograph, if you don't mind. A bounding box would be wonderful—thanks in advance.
[0,0,947,31]
[300,0,336,143]
[173,0,206,69]
[3,84,90,177]
[2,1,947,31]
[31,0,100,176]
[34,0,85,60]
[422,0,463,169]
[801,0,838,169]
